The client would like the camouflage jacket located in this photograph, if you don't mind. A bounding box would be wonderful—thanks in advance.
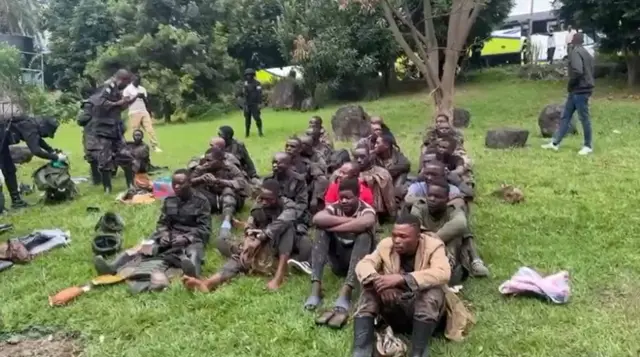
[155,190,212,244]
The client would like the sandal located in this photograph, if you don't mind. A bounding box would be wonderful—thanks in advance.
[315,310,335,325]
[327,307,350,329]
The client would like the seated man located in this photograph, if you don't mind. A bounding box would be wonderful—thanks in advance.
[352,214,450,357]
[208,137,244,173]
[286,136,327,214]
[405,160,471,207]
[300,134,330,212]
[370,116,396,144]
[94,169,212,277]
[373,133,411,197]
[352,145,397,221]
[325,162,374,206]
[410,178,488,282]
[356,122,382,151]
[303,178,377,327]
[184,179,311,292]
[191,147,250,227]
[126,129,151,175]
[218,125,260,185]
[436,134,474,188]
[305,127,333,162]
[262,152,310,240]
[309,116,334,149]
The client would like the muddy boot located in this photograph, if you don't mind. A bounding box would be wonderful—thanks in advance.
[180,245,203,277]
[470,259,489,277]
[352,316,375,357]
[6,173,28,209]
[410,320,437,357]
[93,252,134,275]
[123,166,134,189]
[101,170,112,194]
[90,162,102,186]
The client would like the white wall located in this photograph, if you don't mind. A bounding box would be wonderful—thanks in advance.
[510,0,557,16]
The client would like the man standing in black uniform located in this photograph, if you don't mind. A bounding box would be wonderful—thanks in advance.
[0,111,64,209]
[238,68,263,138]
[89,69,139,193]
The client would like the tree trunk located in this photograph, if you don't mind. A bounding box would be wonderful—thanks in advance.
[626,52,640,87]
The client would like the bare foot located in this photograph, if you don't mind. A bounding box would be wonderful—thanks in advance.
[182,276,210,292]
[266,278,284,291]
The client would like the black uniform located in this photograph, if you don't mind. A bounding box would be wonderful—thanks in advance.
[0,115,59,209]
[88,81,134,191]
[239,69,263,137]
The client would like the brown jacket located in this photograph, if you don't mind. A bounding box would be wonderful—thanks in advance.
[355,233,450,290]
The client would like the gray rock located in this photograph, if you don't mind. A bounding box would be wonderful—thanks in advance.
[300,97,317,112]
[331,105,371,141]
[538,103,577,138]
[485,128,529,149]
[269,78,304,110]
[453,108,471,128]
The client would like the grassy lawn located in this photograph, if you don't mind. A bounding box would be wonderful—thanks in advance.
[2,73,640,357]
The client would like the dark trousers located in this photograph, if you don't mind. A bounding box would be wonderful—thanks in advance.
[547,47,556,64]
[311,230,375,288]
[243,104,263,136]
[354,288,445,333]
[553,92,593,148]
[0,137,20,199]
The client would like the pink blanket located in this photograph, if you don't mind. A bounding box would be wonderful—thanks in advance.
[499,267,570,304]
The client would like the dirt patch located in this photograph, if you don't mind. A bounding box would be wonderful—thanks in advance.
[0,327,81,357]
[0,335,80,357]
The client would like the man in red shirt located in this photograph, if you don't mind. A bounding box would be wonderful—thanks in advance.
[324,162,373,206]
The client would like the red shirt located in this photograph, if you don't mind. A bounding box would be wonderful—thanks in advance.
[324,178,374,206]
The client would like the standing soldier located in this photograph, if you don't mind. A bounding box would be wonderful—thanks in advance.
[237,68,264,138]
[88,69,138,193]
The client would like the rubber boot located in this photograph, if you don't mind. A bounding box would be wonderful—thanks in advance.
[101,170,112,194]
[180,245,203,277]
[93,252,134,275]
[352,316,375,357]
[123,166,134,189]
[90,162,102,186]
[409,320,437,357]
[10,191,28,209]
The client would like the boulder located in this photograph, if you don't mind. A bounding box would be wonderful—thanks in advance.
[485,128,529,149]
[331,105,371,141]
[300,97,318,112]
[269,78,304,110]
[10,146,33,164]
[538,103,577,138]
[453,108,471,128]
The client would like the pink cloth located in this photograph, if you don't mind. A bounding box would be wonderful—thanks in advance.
[499,267,570,304]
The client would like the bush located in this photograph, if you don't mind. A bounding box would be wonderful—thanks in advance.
[23,87,80,123]
[518,63,567,81]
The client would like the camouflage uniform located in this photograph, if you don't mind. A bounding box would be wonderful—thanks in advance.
[374,147,411,202]
[126,141,150,174]
[216,197,311,277]
[224,139,258,179]
[191,161,250,217]
[262,170,309,237]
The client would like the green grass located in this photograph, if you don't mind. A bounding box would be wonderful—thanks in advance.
[2,74,640,357]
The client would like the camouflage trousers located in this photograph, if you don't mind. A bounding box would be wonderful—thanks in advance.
[197,187,245,217]
[354,287,445,333]
[84,134,133,171]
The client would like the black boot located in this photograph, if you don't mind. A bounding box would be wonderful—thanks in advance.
[93,252,134,275]
[90,162,102,185]
[123,166,134,189]
[101,170,112,193]
[5,172,28,209]
[180,245,203,277]
[410,319,438,357]
[352,316,375,357]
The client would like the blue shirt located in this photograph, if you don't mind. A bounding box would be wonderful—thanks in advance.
[407,181,460,200]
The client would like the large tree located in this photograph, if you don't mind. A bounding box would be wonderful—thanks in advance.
[556,0,640,87]
[276,0,398,99]
[0,0,40,35]
[340,0,512,120]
